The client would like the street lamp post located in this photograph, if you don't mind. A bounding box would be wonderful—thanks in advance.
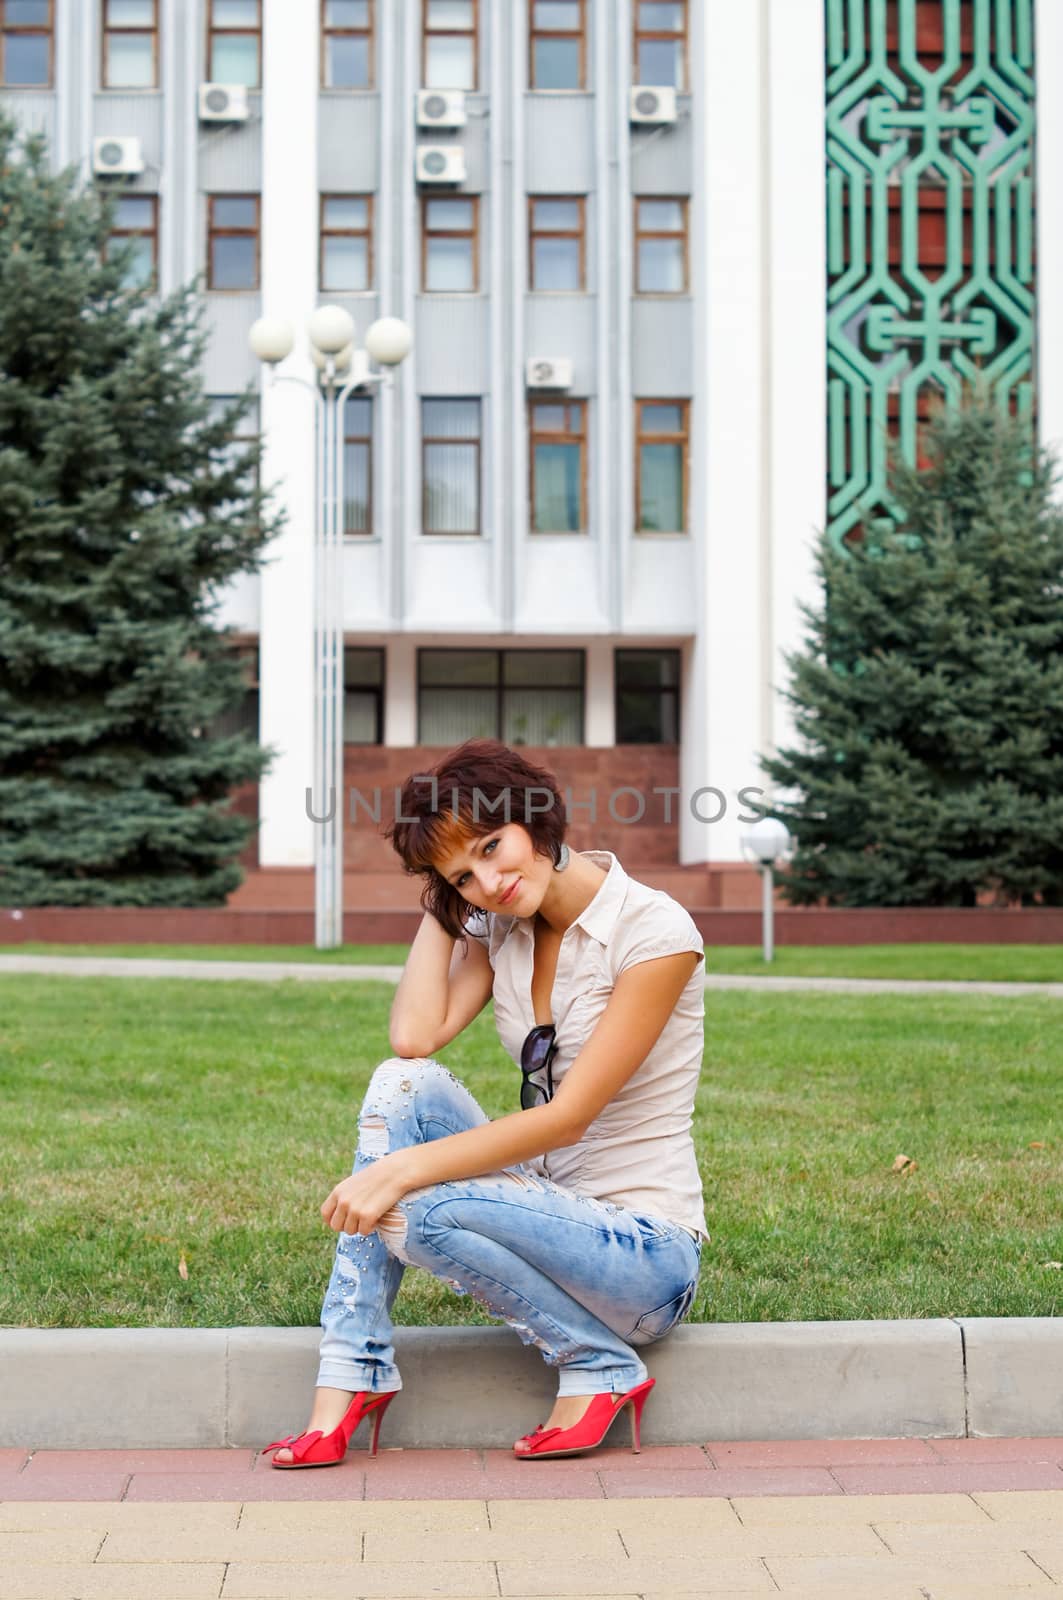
[739,816,794,964]
[249,307,412,950]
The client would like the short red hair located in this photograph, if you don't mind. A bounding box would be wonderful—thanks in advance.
[385,739,567,939]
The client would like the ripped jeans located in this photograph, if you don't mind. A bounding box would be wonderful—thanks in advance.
[317,1056,702,1398]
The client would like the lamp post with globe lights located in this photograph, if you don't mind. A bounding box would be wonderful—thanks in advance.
[249,307,412,949]
[739,816,794,964]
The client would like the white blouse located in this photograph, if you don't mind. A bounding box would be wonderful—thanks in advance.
[465,850,710,1243]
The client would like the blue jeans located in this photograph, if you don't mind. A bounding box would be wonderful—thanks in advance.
[318,1055,702,1398]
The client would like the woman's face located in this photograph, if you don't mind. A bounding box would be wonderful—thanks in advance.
[433,822,551,917]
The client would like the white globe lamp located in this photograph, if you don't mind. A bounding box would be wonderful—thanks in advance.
[308,304,356,356]
[364,316,413,367]
[311,341,354,374]
[740,816,793,964]
[248,316,295,365]
[740,816,793,866]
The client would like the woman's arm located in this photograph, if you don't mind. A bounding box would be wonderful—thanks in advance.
[398,949,698,1185]
[388,911,494,1057]
[323,950,699,1235]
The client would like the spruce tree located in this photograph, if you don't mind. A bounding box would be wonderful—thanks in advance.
[0,116,280,906]
[762,390,1063,907]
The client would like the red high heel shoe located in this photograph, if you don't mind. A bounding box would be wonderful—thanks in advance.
[513,1377,655,1460]
[263,1390,396,1468]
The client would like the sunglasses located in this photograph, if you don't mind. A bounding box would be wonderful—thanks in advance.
[520,1023,558,1110]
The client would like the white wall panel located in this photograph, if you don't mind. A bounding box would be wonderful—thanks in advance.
[406,541,496,629]
[625,539,698,633]
[257,0,317,867]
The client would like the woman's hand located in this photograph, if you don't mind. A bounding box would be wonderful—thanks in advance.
[320,1152,415,1236]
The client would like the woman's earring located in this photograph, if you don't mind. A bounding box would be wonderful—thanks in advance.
[553,843,570,872]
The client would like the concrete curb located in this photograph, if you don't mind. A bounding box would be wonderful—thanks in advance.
[1,953,1061,996]
[2,1320,1060,1449]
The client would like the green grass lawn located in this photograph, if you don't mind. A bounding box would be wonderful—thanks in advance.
[1,974,1059,1329]
[2,941,1062,982]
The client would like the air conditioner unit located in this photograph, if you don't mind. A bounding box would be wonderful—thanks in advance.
[629,85,678,124]
[416,145,466,184]
[92,136,144,177]
[526,357,573,391]
[198,82,250,122]
[417,89,466,128]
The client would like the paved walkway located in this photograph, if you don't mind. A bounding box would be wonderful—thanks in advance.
[2,952,1061,997]
[2,1442,1063,1597]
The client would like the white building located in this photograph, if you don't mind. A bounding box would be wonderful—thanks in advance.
[3,0,1056,911]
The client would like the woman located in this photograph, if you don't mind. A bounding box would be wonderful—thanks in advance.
[265,739,708,1467]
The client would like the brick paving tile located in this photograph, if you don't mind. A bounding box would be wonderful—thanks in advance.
[126,1472,368,1500]
[831,1461,1063,1495]
[873,1520,1063,1554]
[222,1560,499,1598]
[0,1474,130,1501]
[98,1529,366,1563]
[619,1522,889,1557]
[705,1438,941,1468]
[730,1491,992,1525]
[363,1471,528,1500]
[3,1562,226,1599]
[0,1502,242,1532]
[363,1528,626,1562]
[633,1587,928,1600]
[928,1436,1063,1463]
[0,1529,111,1563]
[480,1472,607,1499]
[1028,1541,1063,1581]
[238,1499,490,1533]
[26,1450,255,1475]
[973,1490,1063,1522]
[763,1550,1055,1590]
[496,1556,774,1594]
[601,1465,842,1497]
[636,1591,927,1600]
[486,1496,740,1534]
[914,1589,1063,1600]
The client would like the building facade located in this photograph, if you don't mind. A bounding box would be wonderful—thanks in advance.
[3,0,1058,905]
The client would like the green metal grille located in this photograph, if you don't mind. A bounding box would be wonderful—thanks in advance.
[825,0,1036,548]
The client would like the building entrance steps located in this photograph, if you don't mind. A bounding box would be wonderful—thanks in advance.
[3,1321,1062,1454]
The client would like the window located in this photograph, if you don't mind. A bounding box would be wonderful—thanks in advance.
[529,0,585,90]
[320,195,372,291]
[344,648,384,742]
[615,649,680,743]
[529,196,584,291]
[634,196,687,294]
[418,649,584,745]
[1,0,53,86]
[421,195,478,291]
[208,195,260,289]
[105,195,159,289]
[422,399,481,534]
[321,0,372,88]
[423,0,477,91]
[634,0,687,89]
[343,396,373,535]
[102,0,157,87]
[530,401,586,533]
[636,399,689,532]
[207,0,260,88]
